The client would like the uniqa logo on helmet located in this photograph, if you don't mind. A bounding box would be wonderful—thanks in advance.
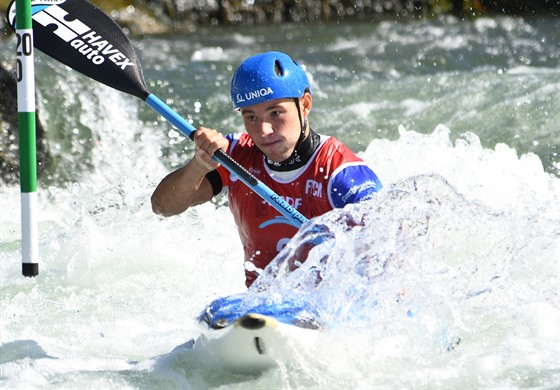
[235,87,274,105]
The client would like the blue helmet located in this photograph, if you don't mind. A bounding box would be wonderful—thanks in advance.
[231,51,311,109]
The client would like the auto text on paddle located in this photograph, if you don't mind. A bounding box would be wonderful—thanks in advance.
[32,4,134,70]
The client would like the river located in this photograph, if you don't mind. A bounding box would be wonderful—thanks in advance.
[1,14,559,389]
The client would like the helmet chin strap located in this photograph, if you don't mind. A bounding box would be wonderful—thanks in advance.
[296,98,305,128]
[293,97,308,148]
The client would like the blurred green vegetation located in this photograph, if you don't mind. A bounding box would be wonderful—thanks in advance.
[0,0,557,39]
[2,0,558,25]
[0,0,133,15]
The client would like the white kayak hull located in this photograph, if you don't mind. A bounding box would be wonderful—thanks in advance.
[192,312,318,375]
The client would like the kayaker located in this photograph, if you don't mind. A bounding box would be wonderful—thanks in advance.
[151,51,382,287]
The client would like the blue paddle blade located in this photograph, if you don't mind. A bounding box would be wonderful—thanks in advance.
[199,293,322,330]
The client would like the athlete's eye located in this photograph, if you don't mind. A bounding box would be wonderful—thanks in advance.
[243,114,257,123]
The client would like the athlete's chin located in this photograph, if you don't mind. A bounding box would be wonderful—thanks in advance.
[259,146,291,162]
[264,152,291,163]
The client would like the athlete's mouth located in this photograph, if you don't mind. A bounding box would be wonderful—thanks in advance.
[260,140,280,147]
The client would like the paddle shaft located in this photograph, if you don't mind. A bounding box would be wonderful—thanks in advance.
[7,0,308,228]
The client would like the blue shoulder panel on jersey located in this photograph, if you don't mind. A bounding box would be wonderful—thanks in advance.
[330,164,382,208]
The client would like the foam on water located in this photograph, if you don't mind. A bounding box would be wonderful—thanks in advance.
[1,124,558,388]
[1,13,559,389]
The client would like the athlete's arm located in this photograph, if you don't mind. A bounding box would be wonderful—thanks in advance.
[328,163,382,208]
[151,127,228,217]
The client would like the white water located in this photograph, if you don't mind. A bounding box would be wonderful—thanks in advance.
[2,110,558,387]
[1,14,560,389]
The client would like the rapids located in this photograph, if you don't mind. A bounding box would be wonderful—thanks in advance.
[1,14,559,389]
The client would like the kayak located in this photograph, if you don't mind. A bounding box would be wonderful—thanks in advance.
[190,293,321,374]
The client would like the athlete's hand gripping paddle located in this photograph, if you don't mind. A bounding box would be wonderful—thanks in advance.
[6,0,308,228]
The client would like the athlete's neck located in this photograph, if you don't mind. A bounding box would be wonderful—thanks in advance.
[265,128,320,172]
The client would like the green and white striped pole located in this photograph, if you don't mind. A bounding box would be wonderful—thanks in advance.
[15,0,39,277]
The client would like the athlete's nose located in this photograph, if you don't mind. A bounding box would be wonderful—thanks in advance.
[256,120,274,137]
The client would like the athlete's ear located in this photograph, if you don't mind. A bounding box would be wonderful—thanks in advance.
[302,92,312,117]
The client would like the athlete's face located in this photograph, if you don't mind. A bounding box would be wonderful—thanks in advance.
[240,94,311,162]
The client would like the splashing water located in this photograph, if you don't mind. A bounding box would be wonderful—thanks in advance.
[1,14,559,389]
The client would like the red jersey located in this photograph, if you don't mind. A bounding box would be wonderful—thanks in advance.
[215,133,381,286]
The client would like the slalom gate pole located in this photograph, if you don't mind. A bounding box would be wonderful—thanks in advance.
[15,0,39,277]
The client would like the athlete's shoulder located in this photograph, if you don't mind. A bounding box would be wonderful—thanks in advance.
[312,135,382,207]
[328,162,382,207]
[314,135,364,165]
[225,132,252,151]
